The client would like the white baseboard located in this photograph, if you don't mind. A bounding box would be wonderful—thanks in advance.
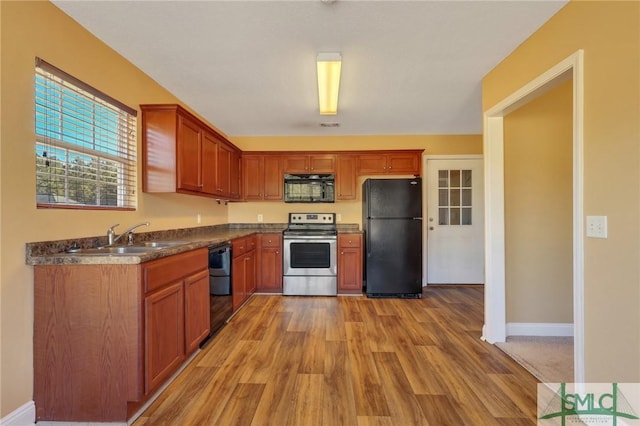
[506,322,574,337]
[0,401,35,426]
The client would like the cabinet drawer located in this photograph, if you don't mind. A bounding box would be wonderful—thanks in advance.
[232,237,247,257]
[260,234,282,248]
[246,235,257,252]
[143,248,207,294]
[339,234,362,248]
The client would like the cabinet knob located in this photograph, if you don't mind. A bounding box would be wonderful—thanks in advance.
[341,251,344,255]
[276,251,279,254]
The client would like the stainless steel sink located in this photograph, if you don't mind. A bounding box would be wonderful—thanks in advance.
[136,241,189,248]
[66,246,158,255]
[65,241,188,255]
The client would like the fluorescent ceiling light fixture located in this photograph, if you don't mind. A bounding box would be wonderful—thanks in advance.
[317,52,342,115]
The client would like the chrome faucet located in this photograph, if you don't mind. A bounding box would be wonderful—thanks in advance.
[107,222,150,245]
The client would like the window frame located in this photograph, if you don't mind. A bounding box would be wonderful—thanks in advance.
[34,57,138,210]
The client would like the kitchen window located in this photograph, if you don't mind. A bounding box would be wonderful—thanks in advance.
[34,58,137,209]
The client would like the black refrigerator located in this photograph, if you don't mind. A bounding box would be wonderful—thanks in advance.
[362,178,423,298]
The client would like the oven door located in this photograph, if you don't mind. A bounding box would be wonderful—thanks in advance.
[283,236,337,276]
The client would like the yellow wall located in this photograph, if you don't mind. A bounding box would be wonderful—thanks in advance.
[228,135,482,225]
[504,80,573,323]
[0,1,231,416]
[483,1,640,381]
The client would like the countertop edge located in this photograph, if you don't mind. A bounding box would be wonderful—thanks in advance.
[26,223,361,265]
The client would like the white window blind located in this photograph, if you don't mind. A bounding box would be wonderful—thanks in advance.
[34,58,137,209]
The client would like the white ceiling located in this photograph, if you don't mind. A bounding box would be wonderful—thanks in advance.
[52,0,567,137]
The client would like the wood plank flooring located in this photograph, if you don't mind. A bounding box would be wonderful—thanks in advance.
[133,286,539,425]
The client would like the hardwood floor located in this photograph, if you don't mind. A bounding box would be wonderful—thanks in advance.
[133,286,539,425]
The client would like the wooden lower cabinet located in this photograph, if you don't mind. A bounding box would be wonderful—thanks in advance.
[33,248,209,423]
[338,234,363,294]
[257,233,283,292]
[184,269,211,354]
[232,235,257,310]
[145,281,185,394]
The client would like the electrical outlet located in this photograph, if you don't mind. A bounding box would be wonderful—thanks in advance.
[336,213,342,222]
[196,213,201,224]
[586,215,607,238]
[257,214,263,223]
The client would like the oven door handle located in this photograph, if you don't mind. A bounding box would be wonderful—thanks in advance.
[284,237,337,243]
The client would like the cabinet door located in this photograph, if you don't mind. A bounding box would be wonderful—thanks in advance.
[387,152,421,175]
[357,154,387,175]
[283,155,309,173]
[217,142,232,196]
[201,130,218,195]
[309,155,336,173]
[336,156,357,200]
[184,269,210,354]
[229,149,241,199]
[258,248,282,291]
[177,114,202,191]
[242,155,264,200]
[232,255,246,311]
[263,156,283,200]
[338,235,363,293]
[245,251,257,296]
[145,281,185,394]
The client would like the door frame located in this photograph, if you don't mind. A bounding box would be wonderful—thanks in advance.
[423,154,484,286]
[482,50,585,383]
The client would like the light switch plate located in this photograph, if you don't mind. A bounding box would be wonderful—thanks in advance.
[337,213,342,222]
[257,214,263,223]
[586,215,607,238]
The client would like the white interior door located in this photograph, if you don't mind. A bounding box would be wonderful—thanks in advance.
[427,158,484,284]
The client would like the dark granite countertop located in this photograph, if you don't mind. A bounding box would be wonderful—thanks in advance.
[26,223,361,265]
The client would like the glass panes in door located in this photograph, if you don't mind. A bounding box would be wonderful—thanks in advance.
[438,169,472,225]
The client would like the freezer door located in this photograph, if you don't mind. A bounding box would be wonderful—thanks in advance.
[365,218,422,296]
[365,178,422,218]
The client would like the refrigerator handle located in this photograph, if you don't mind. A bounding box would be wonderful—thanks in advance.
[412,217,423,220]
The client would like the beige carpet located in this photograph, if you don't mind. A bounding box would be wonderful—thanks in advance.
[496,336,574,383]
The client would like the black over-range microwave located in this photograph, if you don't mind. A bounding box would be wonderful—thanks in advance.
[284,174,335,203]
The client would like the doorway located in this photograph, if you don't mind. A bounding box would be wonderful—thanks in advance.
[482,50,584,383]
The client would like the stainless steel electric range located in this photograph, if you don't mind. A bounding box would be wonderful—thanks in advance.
[282,213,337,296]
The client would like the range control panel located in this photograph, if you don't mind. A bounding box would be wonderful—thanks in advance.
[288,213,336,225]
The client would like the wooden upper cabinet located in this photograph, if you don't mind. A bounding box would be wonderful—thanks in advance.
[201,130,219,195]
[242,155,263,200]
[216,141,232,197]
[356,154,387,175]
[283,154,335,173]
[336,155,357,200]
[387,152,421,174]
[229,149,241,200]
[141,104,242,200]
[176,114,203,192]
[357,151,422,175]
[243,155,282,201]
